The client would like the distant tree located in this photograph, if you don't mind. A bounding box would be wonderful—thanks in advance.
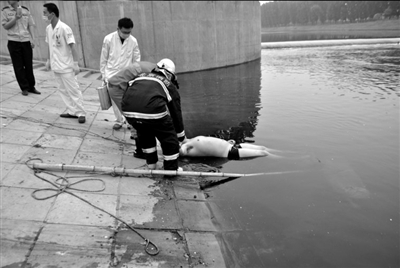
[260,1,400,28]
[310,4,323,23]
[383,6,393,18]
[373,13,382,20]
[296,1,310,25]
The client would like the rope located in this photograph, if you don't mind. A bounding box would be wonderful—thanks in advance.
[1,110,127,145]
[26,158,159,256]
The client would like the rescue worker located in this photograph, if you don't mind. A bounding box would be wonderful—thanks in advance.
[121,59,186,171]
[43,2,86,123]
[1,0,40,96]
[107,61,157,158]
[100,17,141,130]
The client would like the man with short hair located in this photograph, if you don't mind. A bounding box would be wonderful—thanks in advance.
[1,0,40,96]
[100,17,141,130]
[43,2,86,123]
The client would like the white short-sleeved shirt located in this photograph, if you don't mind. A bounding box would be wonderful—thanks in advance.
[100,31,141,80]
[45,20,75,73]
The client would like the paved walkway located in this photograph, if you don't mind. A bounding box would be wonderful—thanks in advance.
[0,60,226,268]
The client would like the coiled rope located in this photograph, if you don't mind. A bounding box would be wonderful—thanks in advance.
[26,158,159,256]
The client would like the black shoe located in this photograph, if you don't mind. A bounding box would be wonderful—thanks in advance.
[29,88,41,94]
[113,123,123,130]
[22,90,28,96]
[133,150,146,159]
[60,113,78,118]
[78,116,86,124]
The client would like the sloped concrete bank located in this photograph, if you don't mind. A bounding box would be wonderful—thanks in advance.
[0,62,228,267]
[262,38,400,49]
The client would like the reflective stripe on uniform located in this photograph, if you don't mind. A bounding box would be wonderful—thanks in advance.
[143,147,157,154]
[163,153,179,161]
[133,77,172,102]
[177,130,185,138]
[123,111,168,119]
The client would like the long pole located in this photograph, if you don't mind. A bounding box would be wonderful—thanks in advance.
[32,163,300,178]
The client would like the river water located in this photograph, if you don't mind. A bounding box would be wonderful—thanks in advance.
[178,44,399,267]
[261,32,400,43]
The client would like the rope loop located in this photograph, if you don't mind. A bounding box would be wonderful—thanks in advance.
[25,157,159,256]
[144,239,160,256]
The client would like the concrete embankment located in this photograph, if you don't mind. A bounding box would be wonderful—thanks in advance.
[262,38,400,49]
[0,61,227,267]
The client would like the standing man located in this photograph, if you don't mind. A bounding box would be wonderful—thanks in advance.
[43,3,86,123]
[100,17,141,130]
[122,59,186,171]
[1,0,40,96]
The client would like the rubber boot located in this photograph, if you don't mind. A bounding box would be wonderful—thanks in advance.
[133,138,146,159]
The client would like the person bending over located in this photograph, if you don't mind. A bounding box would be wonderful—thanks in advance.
[121,58,186,171]
[179,136,280,160]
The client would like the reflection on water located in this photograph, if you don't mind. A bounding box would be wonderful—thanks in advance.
[178,59,261,142]
[179,44,399,268]
[262,32,400,43]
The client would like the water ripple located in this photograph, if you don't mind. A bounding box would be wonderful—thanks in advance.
[262,45,400,101]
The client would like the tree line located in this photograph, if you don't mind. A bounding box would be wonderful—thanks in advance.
[261,1,400,27]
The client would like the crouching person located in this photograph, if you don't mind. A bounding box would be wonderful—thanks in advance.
[121,59,186,171]
[107,61,156,158]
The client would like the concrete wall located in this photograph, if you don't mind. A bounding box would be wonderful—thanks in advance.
[1,1,261,73]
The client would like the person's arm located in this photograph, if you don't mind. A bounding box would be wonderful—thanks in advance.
[45,45,51,70]
[64,26,79,74]
[167,86,186,143]
[44,28,51,71]
[69,43,79,62]
[27,13,36,48]
[2,9,20,30]
[132,40,140,62]
[99,37,109,82]
[69,43,80,75]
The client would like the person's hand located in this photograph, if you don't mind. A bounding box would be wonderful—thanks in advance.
[16,7,22,19]
[31,42,35,49]
[45,59,51,71]
[73,61,80,75]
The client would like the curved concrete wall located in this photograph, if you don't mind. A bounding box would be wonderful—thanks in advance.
[0,1,261,73]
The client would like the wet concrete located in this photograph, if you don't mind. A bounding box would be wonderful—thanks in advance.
[0,60,226,267]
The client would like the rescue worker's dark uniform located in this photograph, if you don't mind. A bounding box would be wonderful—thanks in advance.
[121,68,186,170]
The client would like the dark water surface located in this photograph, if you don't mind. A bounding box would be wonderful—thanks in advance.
[261,32,400,43]
[179,44,399,268]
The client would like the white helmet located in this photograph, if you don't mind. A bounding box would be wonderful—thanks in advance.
[157,58,175,74]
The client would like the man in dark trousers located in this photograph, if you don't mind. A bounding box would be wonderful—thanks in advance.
[121,59,186,171]
[1,1,40,96]
[107,61,157,158]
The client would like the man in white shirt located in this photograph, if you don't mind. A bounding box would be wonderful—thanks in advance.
[100,17,141,130]
[43,3,86,123]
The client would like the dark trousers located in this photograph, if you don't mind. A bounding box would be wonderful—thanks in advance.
[127,116,180,170]
[7,40,35,92]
